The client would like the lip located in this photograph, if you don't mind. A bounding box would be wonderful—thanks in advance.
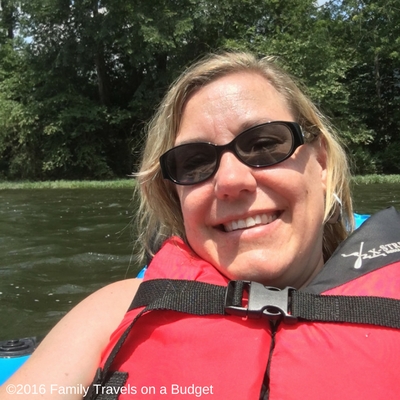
[216,211,281,232]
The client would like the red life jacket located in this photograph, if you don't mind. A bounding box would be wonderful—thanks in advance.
[96,207,400,400]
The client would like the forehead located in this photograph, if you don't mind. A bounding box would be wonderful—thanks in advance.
[176,72,293,145]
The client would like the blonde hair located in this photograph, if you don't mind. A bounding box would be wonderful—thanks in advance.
[135,52,353,263]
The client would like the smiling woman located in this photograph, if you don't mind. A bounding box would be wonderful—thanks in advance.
[137,53,353,266]
[2,52,400,400]
[170,72,327,288]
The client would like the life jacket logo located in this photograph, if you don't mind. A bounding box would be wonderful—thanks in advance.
[341,241,400,269]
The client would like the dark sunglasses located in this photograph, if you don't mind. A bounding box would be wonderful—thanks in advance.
[160,121,306,185]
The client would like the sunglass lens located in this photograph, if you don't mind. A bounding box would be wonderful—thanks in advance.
[236,123,294,167]
[165,143,217,184]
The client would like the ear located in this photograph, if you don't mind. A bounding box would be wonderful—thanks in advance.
[315,136,328,191]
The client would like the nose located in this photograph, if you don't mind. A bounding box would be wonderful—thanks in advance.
[213,151,257,199]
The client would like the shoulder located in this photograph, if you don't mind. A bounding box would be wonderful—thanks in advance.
[0,278,142,399]
[74,277,142,318]
[50,278,142,339]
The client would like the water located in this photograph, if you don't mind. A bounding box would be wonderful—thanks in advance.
[352,183,400,214]
[0,189,140,341]
[0,184,400,341]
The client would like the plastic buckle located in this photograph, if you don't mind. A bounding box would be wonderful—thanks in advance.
[225,281,297,324]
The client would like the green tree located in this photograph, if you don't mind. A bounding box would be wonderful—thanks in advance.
[1,0,398,178]
[324,0,400,173]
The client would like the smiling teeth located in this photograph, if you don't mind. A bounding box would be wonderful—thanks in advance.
[223,213,277,232]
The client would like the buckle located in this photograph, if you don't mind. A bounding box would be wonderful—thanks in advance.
[224,281,297,324]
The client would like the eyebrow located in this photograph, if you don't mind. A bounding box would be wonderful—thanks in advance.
[175,119,274,146]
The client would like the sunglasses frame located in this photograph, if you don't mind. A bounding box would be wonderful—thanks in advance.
[160,121,306,185]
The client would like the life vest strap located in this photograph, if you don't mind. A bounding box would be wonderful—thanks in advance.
[131,278,400,329]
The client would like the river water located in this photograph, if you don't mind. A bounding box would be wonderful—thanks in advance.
[0,189,139,341]
[1,184,400,340]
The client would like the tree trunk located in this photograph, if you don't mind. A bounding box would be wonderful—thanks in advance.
[94,50,111,106]
[1,0,16,39]
[374,53,381,107]
[92,2,111,106]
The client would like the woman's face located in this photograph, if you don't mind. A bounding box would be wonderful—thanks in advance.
[174,72,327,289]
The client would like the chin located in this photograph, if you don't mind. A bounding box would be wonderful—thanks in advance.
[225,263,291,288]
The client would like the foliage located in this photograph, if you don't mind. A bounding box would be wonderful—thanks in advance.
[0,179,136,189]
[352,175,400,185]
[0,0,399,179]
[323,0,400,173]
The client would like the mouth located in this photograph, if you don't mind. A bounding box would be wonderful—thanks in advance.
[221,212,280,233]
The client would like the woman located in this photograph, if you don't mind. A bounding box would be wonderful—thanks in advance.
[2,52,400,400]
[136,51,352,284]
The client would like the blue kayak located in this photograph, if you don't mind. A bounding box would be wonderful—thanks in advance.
[354,213,370,228]
[0,338,39,385]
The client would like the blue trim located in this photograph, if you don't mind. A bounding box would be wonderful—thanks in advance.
[0,355,30,385]
[136,265,147,278]
[354,213,370,229]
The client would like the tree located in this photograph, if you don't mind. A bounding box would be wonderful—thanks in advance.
[0,0,398,179]
[323,0,400,173]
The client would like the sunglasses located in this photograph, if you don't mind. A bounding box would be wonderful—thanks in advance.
[160,121,306,185]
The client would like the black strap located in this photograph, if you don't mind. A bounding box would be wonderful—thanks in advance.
[291,291,400,328]
[84,309,145,400]
[130,279,400,329]
[129,279,231,315]
[85,278,400,399]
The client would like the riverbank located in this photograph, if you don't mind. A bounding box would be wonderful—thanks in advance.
[1,175,400,189]
[352,175,400,184]
[0,179,136,190]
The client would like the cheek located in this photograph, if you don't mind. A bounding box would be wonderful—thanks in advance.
[176,189,190,230]
[277,153,327,213]
[177,186,211,229]
[296,145,326,184]
[301,162,328,221]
